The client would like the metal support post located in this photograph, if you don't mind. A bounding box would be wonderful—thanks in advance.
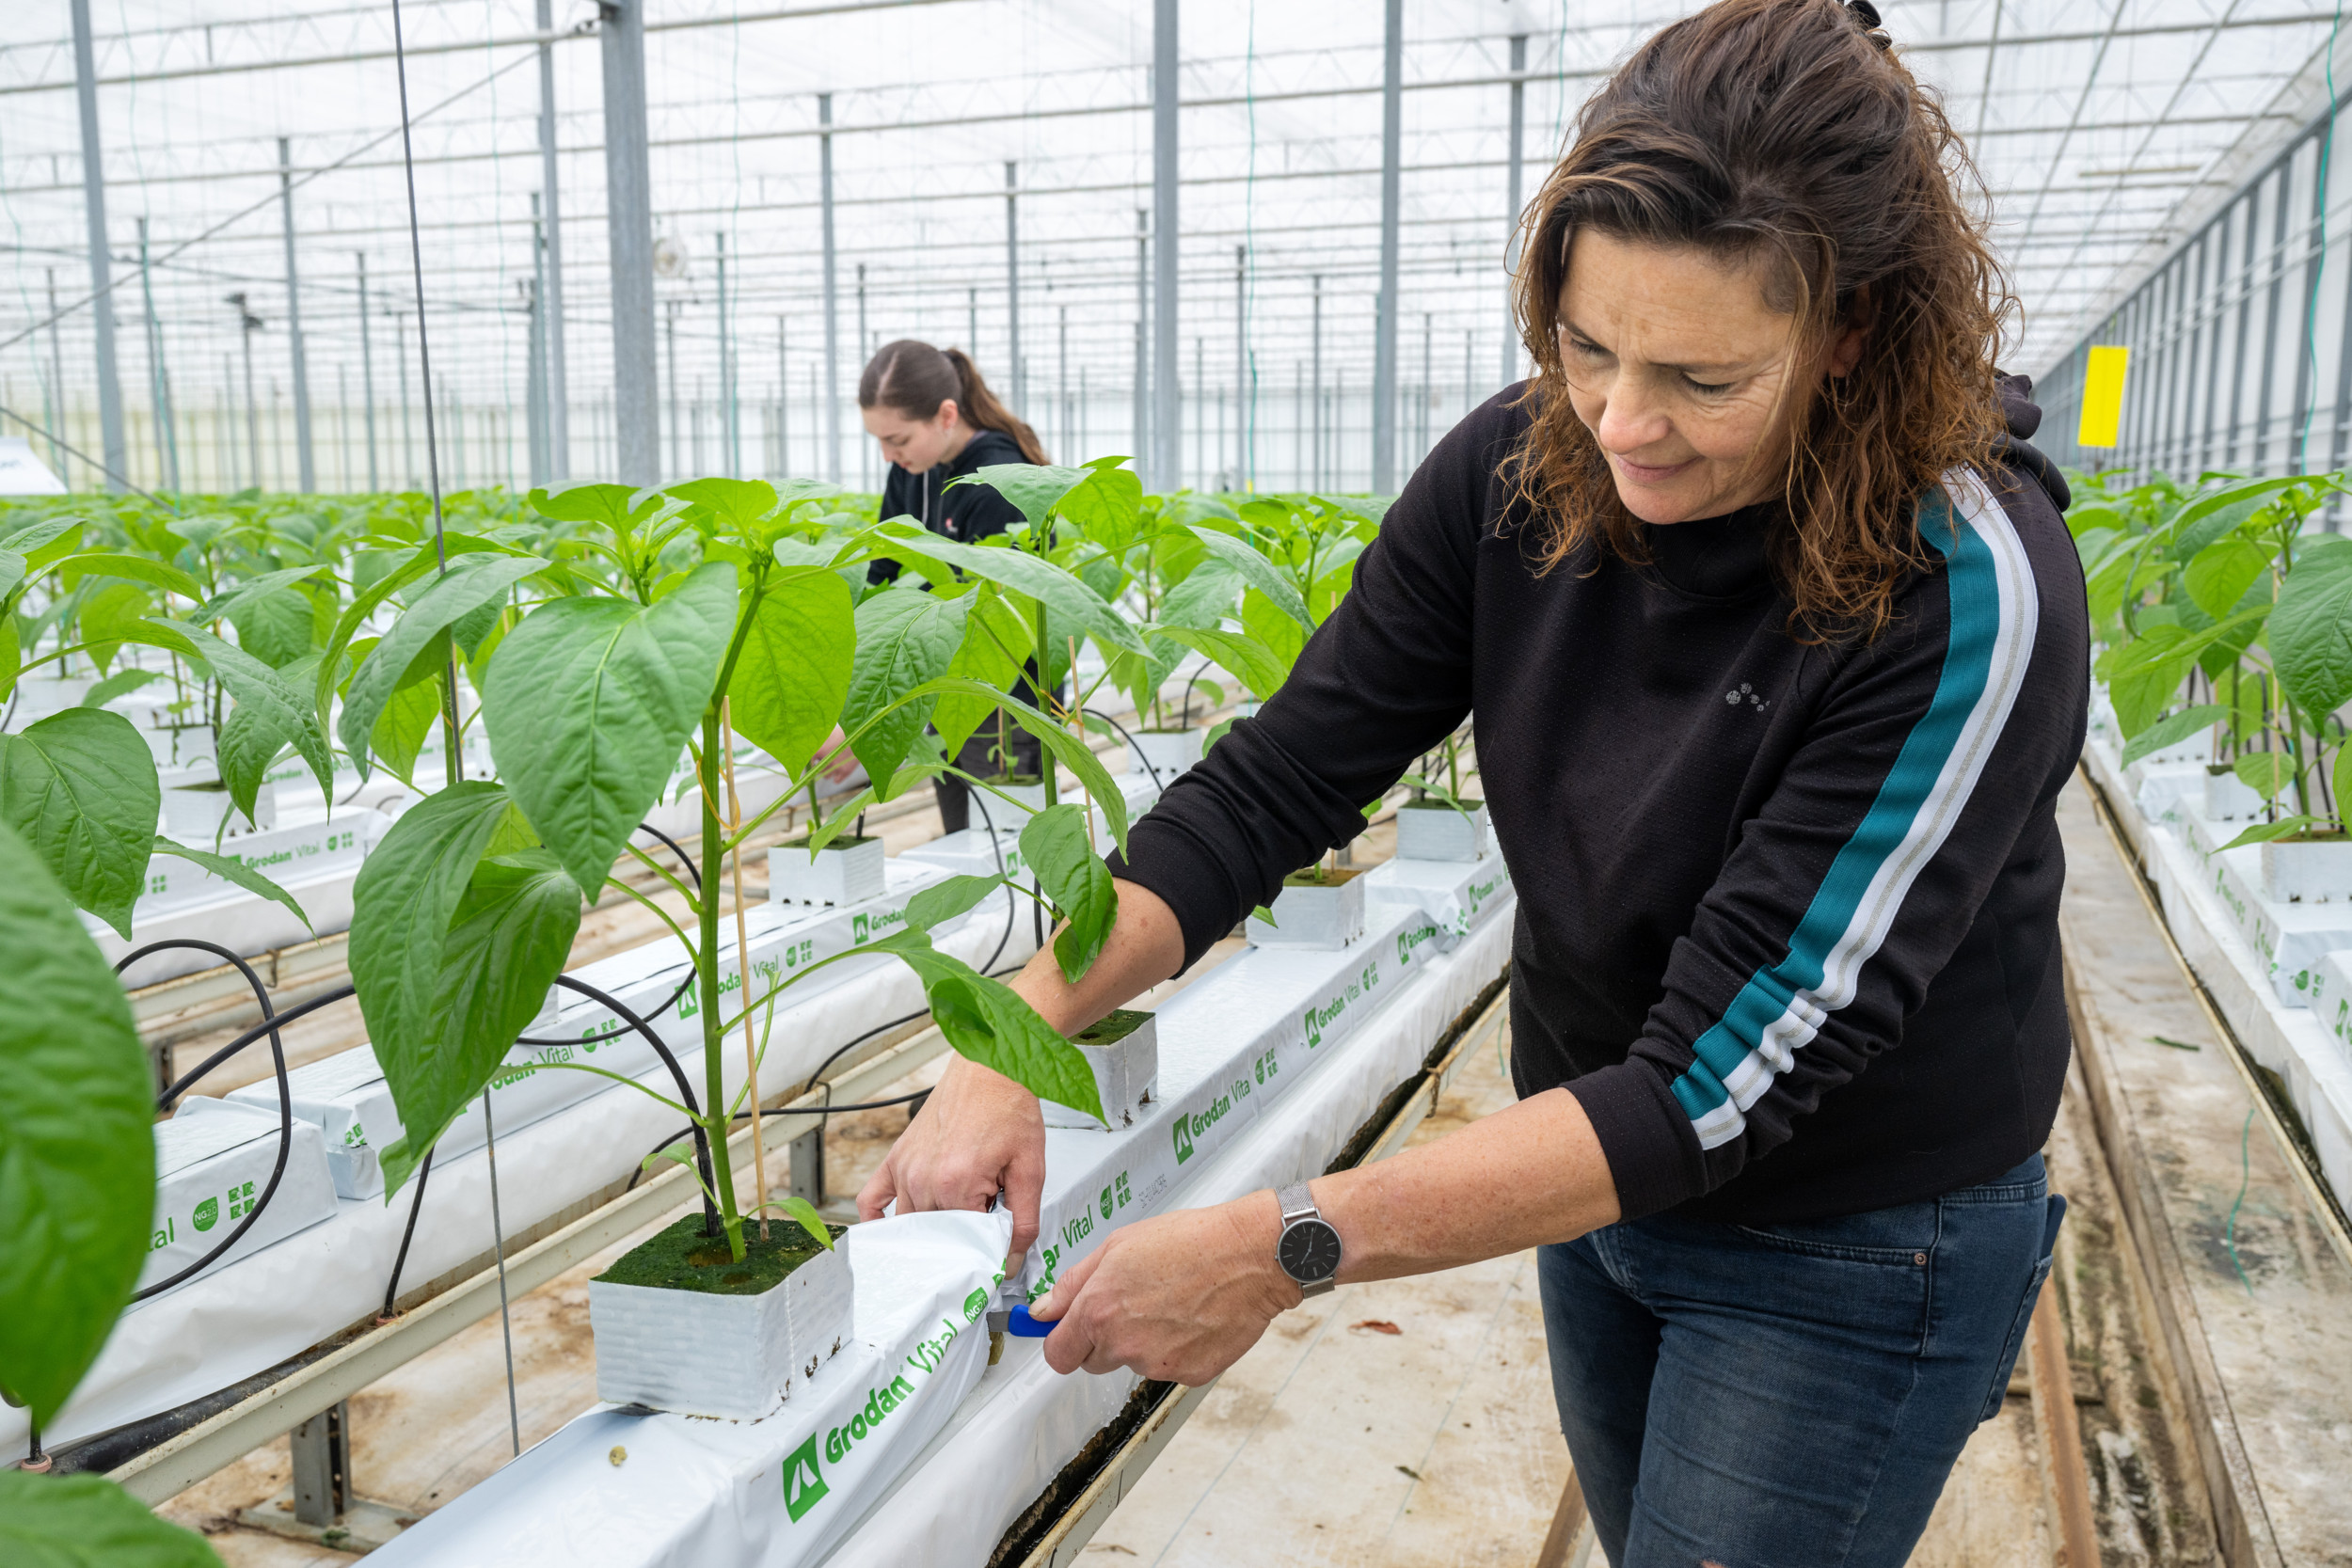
[535,0,568,481]
[1057,304,1068,460]
[1194,336,1203,486]
[357,253,378,489]
[70,0,127,490]
[44,270,68,483]
[1503,32,1527,387]
[776,317,789,477]
[787,1124,824,1207]
[718,230,737,477]
[1311,275,1323,491]
[1463,326,1473,426]
[394,313,413,487]
[1006,161,1023,415]
[818,91,840,484]
[1152,0,1180,492]
[1372,0,1402,492]
[137,217,179,490]
[527,195,549,485]
[289,1401,349,1528]
[1421,310,1432,464]
[278,137,316,492]
[856,261,868,490]
[231,293,262,486]
[1130,211,1150,466]
[664,301,681,480]
[601,0,659,484]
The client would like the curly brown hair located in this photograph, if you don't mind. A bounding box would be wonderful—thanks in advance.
[1507,0,2015,641]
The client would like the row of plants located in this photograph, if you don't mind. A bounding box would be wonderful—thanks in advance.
[0,462,1396,1555]
[2074,467,2352,848]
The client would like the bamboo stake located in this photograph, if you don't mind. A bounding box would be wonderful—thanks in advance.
[719,699,770,1241]
[1071,635,1094,853]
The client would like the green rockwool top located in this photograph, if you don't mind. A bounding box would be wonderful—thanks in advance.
[1073,1007,1152,1047]
[1282,864,1364,889]
[595,1212,847,1298]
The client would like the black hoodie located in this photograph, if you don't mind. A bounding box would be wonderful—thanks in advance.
[1111,378,2089,1224]
[874,426,1029,556]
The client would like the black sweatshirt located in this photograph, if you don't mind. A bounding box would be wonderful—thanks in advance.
[871,426,1029,578]
[1112,378,2089,1224]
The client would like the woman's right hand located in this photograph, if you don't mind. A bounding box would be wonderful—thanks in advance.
[858,1053,1048,1262]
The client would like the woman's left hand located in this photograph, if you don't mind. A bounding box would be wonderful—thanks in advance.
[1026,1191,1301,1385]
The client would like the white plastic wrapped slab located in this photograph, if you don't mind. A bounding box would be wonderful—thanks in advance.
[137,1100,338,1300]
[2209,849,2352,1008]
[1364,855,1516,949]
[898,828,1026,882]
[227,863,948,1197]
[1014,907,1433,1302]
[827,903,1518,1568]
[94,853,377,989]
[366,1211,1012,1568]
[1,904,1029,1456]
[136,810,389,917]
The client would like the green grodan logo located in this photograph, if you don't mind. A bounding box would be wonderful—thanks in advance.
[963,1288,989,1320]
[191,1196,219,1232]
[1172,1117,1195,1164]
[782,1434,828,1522]
[852,912,870,942]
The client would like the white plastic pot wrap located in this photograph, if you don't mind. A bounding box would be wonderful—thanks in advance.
[1125,726,1203,785]
[1392,800,1489,863]
[1247,871,1368,950]
[1036,1009,1158,1132]
[771,835,888,908]
[366,1210,1013,1568]
[1364,855,1516,949]
[590,1232,854,1420]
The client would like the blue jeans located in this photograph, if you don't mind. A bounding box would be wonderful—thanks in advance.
[1539,1155,2062,1568]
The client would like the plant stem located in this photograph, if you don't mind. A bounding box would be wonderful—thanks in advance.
[697,703,744,1256]
[1036,597,1058,810]
[720,699,770,1243]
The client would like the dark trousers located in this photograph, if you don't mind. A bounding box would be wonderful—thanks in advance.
[1540,1153,2063,1566]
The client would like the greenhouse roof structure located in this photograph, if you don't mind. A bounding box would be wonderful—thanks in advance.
[4,0,2350,495]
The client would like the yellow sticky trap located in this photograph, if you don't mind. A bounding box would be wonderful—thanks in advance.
[2077,345,2129,448]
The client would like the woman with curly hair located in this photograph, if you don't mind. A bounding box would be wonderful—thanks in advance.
[868,2,2086,1558]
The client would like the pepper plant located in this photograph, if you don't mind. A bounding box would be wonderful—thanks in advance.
[340,474,1143,1263]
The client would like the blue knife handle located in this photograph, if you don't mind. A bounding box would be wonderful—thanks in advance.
[1005,1303,1054,1338]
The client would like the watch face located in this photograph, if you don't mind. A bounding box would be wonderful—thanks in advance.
[1279,1217,1342,1284]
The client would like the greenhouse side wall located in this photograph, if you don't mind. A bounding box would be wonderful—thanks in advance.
[2036,93,2352,487]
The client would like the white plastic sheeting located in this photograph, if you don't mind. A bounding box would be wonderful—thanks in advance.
[368,1210,1015,1568]
[355,889,1513,1568]
[0,899,1027,1456]
[829,904,1515,1568]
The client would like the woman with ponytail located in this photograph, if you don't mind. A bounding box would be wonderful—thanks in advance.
[860,340,1055,831]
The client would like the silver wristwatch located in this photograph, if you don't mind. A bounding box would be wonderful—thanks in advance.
[1275,1181,1343,1297]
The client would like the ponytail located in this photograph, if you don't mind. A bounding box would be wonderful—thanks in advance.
[858,339,1048,464]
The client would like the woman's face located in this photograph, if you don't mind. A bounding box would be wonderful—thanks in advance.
[862,399,962,473]
[1556,230,1860,524]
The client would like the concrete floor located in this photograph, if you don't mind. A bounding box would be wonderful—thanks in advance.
[151,781,2210,1567]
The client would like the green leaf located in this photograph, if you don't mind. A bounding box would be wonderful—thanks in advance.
[0,710,161,939]
[138,619,334,808]
[187,564,328,627]
[0,547,22,604]
[2103,626,2199,737]
[377,848,583,1194]
[2216,815,2333,851]
[841,588,972,789]
[0,822,154,1425]
[0,1472,224,1566]
[348,781,518,1183]
[1191,526,1313,630]
[1158,559,1243,628]
[152,837,311,929]
[1020,804,1118,983]
[898,676,1131,855]
[2233,752,2296,801]
[876,525,1149,659]
[2269,546,2352,721]
[770,1195,836,1251]
[527,480,663,531]
[953,464,1097,530]
[2120,704,2225,767]
[904,872,1009,933]
[226,588,316,669]
[340,553,547,783]
[664,476,779,535]
[45,550,201,603]
[2161,477,2306,560]
[314,541,490,725]
[1241,587,1308,677]
[726,570,855,781]
[932,591,1029,758]
[2182,537,2275,621]
[864,928,1103,1120]
[79,667,159,708]
[483,562,736,897]
[0,515,82,562]
[0,615,18,708]
[1142,623,1291,702]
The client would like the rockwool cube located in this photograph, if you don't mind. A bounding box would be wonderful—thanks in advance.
[138,1099,337,1301]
